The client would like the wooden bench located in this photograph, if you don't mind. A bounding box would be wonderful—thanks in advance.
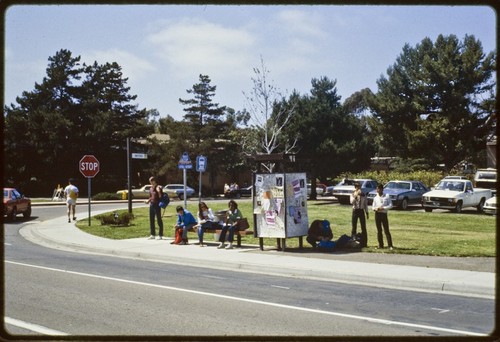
[187,226,254,247]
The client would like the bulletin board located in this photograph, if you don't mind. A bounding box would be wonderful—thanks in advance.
[253,173,309,238]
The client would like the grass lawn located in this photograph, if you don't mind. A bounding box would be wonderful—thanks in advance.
[76,199,496,257]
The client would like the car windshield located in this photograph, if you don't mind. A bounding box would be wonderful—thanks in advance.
[385,182,411,190]
[477,172,496,180]
[336,180,355,186]
[436,181,465,192]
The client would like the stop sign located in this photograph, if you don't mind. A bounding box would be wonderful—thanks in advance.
[79,155,100,178]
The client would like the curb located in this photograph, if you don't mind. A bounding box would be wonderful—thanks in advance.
[21,221,495,299]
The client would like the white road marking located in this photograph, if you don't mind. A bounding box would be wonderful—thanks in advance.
[271,285,290,290]
[6,260,487,337]
[5,243,12,246]
[431,308,451,314]
[5,317,68,336]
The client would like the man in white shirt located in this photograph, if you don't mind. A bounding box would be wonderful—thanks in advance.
[372,184,393,250]
[64,178,79,223]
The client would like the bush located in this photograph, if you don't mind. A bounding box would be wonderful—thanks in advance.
[92,192,122,200]
[95,212,134,226]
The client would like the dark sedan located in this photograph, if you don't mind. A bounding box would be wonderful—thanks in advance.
[367,181,429,210]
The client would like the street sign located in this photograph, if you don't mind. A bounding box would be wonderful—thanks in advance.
[196,155,207,172]
[79,155,100,178]
[178,152,193,169]
[131,153,148,159]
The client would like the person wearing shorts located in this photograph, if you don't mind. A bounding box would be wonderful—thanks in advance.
[64,178,79,223]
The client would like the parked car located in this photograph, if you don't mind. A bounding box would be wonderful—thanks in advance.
[163,184,195,200]
[367,180,429,210]
[116,184,159,199]
[225,184,252,198]
[331,179,378,204]
[483,196,497,215]
[422,179,492,213]
[474,168,497,195]
[4,188,31,220]
[307,184,325,196]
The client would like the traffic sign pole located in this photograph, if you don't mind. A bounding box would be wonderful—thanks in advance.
[79,155,100,226]
[196,155,207,204]
[87,178,91,226]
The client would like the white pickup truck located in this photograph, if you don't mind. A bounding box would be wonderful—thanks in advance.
[422,179,492,213]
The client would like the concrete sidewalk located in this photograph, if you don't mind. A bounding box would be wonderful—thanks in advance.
[20,208,495,299]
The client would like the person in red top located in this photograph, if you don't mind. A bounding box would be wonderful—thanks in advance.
[145,176,164,240]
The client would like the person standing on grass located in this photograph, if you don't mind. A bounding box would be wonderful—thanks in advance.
[145,176,164,240]
[350,182,369,248]
[64,178,79,223]
[372,183,394,250]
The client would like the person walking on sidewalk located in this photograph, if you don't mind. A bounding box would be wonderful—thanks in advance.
[145,176,164,240]
[64,178,79,223]
[173,206,197,245]
[350,182,369,248]
[372,183,394,250]
[218,200,243,250]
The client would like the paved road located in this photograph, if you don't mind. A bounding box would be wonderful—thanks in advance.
[3,203,496,338]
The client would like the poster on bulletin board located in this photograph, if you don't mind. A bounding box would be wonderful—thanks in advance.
[253,173,309,238]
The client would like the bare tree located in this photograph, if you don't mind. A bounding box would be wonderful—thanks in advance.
[242,57,298,172]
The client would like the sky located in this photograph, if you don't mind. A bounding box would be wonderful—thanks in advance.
[3,4,497,121]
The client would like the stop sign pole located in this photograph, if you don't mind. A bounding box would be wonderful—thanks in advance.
[79,155,100,226]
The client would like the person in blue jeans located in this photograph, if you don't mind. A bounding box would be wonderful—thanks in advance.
[218,200,243,250]
[196,202,222,246]
[145,176,164,240]
[172,205,197,245]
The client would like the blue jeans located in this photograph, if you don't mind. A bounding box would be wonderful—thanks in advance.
[197,221,220,243]
[149,204,163,236]
[219,224,237,243]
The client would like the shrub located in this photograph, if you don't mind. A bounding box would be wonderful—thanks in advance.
[92,192,122,200]
[95,212,134,226]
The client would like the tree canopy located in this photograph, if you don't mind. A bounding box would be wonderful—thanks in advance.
[4,49,154,193]
[368,34,496,170]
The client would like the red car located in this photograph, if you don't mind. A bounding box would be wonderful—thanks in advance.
[3,188,31,220]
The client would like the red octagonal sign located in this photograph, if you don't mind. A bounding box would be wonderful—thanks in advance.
[79,155,100,178]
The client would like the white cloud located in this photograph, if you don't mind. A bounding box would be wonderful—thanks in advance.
[147,19,256,80]
[83,49,156,82]
[275,9,327,39]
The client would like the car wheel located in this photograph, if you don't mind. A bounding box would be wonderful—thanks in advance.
[9,207,17,221]
[424,208,433,212]
[178,194,184,200]
[339,197,350,205]
[454,201,463,213]
[477,198,485,213]
[400,198,408,210]
[23,206,31,218]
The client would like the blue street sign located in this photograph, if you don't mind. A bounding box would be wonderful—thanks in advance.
[196,155,207,172]
[178,152,193,169]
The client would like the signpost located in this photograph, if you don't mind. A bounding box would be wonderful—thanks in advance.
[178,152,192,208]
[79,155,100,226]
[196,155,207,203]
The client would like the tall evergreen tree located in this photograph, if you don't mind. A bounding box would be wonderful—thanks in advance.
[4,49,154,194]
[368,34,496,170]
[178,74,238,195]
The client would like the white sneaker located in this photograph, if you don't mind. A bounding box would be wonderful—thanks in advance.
[225,243,233,249]
[156,236,162,240]
[147,235,155,240]
[217,243,225,249]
